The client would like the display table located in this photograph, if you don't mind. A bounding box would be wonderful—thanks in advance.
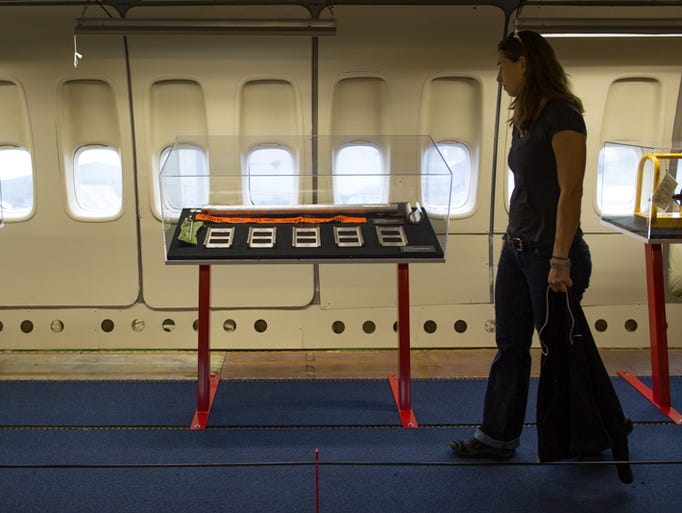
[601,215,682,424]
[168,205,446,430]
[160,134,453,429]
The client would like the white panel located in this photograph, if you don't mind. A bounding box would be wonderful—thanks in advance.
[239,79,301,135]
[0,7,138,307]
[319,234,490,309]
[2,300,673,351]
[490,232,647,308]
[420,77,482,142]
[331,77,389,134]
[319,5,502,235]
[581,305,651,348]
[127,10,314,309]
[59,80,122,145]
[0,81,30,145]
[581,234,647,306]
[1,3,679,353]
[150,80,208,151]
[317,5,501,327]
[600,78,663,142]
[301,303,498,349]
[419,77,482,219]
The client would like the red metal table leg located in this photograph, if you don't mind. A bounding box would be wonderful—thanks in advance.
[191,264,221,430]
[618,243,681,425]
[388,263,418,428]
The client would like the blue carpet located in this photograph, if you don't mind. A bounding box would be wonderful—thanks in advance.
[0,381,195,426]
[0,376,678,427]
[0,424,680,465]
[0,426,681,512]
[1,463,681,513]
[1,378,681,512]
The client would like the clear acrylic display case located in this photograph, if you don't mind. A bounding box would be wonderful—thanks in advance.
[160,135,452,263]
[599,140,682,243]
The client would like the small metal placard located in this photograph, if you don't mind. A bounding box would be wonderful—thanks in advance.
[376,225,407,247]
[204,227,235,248]
[334,226,364,247]
[248,226,277,248]
[293,226,321,248]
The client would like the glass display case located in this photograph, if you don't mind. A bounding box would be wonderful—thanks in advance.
[160,135,452,264]
[599,140,682,243]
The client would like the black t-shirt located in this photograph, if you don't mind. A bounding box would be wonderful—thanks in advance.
[507,99,587,247]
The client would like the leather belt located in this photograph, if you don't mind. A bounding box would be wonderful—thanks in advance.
[505,232,534,252]
[508,236,525,251]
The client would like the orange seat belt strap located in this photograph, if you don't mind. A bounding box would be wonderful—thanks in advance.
[194,213,367,224]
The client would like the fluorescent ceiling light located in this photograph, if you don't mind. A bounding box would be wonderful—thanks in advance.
[74,18,337,36]
[519,18,682,38]
[542,33,682,38]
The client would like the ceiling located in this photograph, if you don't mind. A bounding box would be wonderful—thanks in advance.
[0,0,680,18]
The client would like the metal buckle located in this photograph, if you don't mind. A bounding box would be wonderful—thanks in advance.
[292,226,321,248]
[334,226,364,247]
[204,227,235,248]
[248,226,276,248]
[376,226,407,247]
[509,236,524,252]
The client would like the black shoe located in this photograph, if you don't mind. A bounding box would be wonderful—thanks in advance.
[450,438,515,460]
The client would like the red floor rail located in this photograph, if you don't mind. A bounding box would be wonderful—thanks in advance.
[618,244,682,425]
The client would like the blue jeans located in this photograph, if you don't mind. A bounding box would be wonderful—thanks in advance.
[474,234,592,449]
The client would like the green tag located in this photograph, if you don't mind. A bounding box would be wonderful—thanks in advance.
[178,218,203,245]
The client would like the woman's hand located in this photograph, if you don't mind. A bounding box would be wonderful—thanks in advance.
[548,263,572,292]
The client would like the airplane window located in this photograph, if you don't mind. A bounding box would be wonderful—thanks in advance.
[0,146,33,220]
[334,144,386,204]
[72,146,122,219]
[159,144,209,214]
[507,169,514,206]
[597,145,641,215]
[246,146,296,205]
[422,142,472,215]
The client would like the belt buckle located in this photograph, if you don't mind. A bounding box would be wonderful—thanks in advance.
[509,236,524,252]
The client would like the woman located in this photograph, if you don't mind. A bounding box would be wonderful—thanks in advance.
[450,30,592,459]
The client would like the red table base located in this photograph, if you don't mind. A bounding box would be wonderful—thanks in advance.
[191,263,419,429]
[619,244,681,425]
[190,374,221,430]
[191,264,220,430]
[618,371,682,425]
[389,263,418,428]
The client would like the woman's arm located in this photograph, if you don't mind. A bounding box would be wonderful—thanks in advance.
[549,129,586,292]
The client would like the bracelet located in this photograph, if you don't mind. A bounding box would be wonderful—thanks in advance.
[550,258,571,270]
[551,255,569,260]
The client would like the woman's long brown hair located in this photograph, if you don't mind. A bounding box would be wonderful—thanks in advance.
[497,30,583,132]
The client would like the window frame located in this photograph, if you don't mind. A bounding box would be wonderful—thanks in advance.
[157,143,209,219]
[66,144,123,221]
[421,140,474,217]
[0,145,35,222]
[333,141,388,205]
[595,144,643,216]
[243,143,298,206]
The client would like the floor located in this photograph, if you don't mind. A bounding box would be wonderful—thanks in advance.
[1,348,680,380]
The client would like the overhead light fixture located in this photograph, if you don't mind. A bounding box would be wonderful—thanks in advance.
[518,18,682,38]
[74,18,337,36]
